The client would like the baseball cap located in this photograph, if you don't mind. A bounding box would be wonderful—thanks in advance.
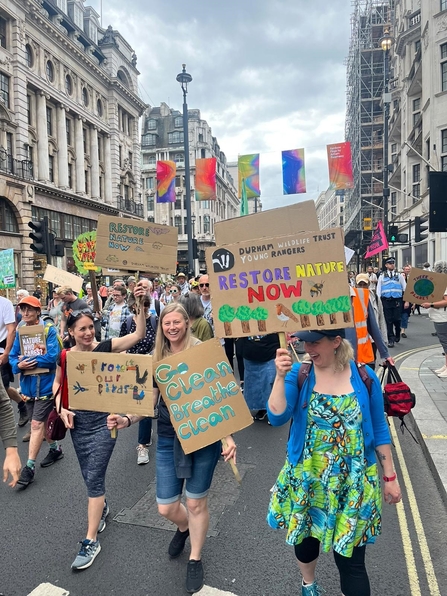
[293,328,346,342]
[356,273,370,285]
[19,296,42,309]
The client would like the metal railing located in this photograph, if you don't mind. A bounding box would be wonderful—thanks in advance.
[0,147,34,180]
[117,196,144,218]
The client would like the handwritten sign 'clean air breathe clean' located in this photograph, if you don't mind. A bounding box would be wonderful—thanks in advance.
[155,339,253,454]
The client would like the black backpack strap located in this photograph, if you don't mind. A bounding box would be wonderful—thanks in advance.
[298,361,312,391]
[154,300,160,317]
[126,314,134,334]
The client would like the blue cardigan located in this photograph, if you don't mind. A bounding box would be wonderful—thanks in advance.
[267,360,390,466]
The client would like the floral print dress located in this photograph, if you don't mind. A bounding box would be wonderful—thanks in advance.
[267,390,382,557]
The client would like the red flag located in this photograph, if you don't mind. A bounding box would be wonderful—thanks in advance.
[365,221,389,258]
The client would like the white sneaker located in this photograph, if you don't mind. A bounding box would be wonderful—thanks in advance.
[435,365,447,374]
[137,445,150,465]
[438,369,447,378]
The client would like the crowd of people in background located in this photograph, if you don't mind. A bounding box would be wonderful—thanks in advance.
[0,259,440,595]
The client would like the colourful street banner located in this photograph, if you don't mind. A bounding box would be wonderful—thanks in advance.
[195,158,217,201]
[238,154,260,199]
[365,221,389,258]
[156,160,176,203]
[327,142,354,190]
[0,248,15,289]
[240,179,249,216]
[282,148,306,195]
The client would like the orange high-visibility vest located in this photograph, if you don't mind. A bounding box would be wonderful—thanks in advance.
[352,288,374,364]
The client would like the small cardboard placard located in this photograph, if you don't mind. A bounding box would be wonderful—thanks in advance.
[206,227,352,338]
[94,215,178,274]
[403,267,447,305]
[18,324,49,375]
[43,265,84,294]
[214,201,319,246]
[66,352,154,416]
[155,339,253,454]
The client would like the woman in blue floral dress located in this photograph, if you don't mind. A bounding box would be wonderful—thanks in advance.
[267,329,401,596]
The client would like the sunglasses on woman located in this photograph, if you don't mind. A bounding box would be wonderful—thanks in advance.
[67,309,94,327]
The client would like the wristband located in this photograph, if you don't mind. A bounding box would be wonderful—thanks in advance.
[383,473,396,482]
[122,415,131,428]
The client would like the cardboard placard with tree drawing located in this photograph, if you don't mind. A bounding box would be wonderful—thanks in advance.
[66,352,154,416]
[206,228,353,338]
[155,339,253,454]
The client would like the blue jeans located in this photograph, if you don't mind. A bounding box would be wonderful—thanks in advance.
[138,417,153,445]
[156,435,221,504]
[401,311,409,330]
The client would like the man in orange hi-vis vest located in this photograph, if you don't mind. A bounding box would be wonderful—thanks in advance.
[351,274,395,370]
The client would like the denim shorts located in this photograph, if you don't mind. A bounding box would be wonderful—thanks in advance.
[156,434,221,504]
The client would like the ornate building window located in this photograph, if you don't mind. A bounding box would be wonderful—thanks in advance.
[46,60,54,82]
[25,44,33,68]
[65,74,72,96]
[0,198,19,233]
[82,87,89,107]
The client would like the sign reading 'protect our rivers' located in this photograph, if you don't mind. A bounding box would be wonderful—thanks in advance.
[206,228,352,338]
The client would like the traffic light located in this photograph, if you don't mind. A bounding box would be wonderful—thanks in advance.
[192,238,198,260]
[388,225,398,243]
[28,218,49,255]
[414,215,429,243]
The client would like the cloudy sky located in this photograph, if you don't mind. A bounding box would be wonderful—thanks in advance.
[90,0,352,210]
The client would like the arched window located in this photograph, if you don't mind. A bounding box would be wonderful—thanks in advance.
[97,98,103,117]
[117,69,129,88]
[0,198,19,233]
[25,44,33,68]
[65,74,72,95]
[46,60,54,82]
[174,153,184,164]
[82,87,89,107]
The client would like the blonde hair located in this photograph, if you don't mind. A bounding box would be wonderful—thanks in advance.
[153,303,193,362]
[302,336,354,371]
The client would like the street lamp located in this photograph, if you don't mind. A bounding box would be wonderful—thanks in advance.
[176,64,194,276]
[380,27,394,255]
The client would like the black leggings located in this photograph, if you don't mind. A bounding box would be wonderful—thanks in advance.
[294,537,370,596]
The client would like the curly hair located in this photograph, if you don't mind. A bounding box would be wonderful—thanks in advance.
[433,261,447,274]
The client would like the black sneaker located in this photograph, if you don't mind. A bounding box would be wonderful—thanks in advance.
[17,465,35,488]
[168,528,189,559]
[388,342,394,348]
[401,332,407,338]
[18,410,29,427]
[395,337,400,343]
[186,559,204,594]
[40,448,64,468]
[253,409,268,421]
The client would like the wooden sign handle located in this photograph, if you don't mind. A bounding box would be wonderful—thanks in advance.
[110,414,117,439]
[89,271,101,314]
[279,332,287,349]
[221,438,241,483]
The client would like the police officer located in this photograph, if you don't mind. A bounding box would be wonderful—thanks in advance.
[376,257,406,348]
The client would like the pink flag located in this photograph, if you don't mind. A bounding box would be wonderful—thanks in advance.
[365,221,389,258]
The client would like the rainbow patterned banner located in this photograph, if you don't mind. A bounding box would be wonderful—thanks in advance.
[238,154,260,199]
[327,142,354,190]
[156,160,176,203]
[195,158,217,201]
[282,148,306,195]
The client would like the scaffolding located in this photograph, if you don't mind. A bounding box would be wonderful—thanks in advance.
[344,0,393,246]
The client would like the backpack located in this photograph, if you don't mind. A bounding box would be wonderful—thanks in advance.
[126,313,158,335]
[298,360,372,394]
[44,320,63,352]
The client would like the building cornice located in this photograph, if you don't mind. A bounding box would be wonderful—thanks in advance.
[34,183,119,215]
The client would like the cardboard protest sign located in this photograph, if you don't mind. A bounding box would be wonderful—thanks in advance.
[95,215,178,274]
[66,352,153,416]
[206,227,352,338]
[403,267,447,305]
[18,325,49,375]
[214,201,319,246]
[73,231,102,275]
[0,248,15,289]
[43,265,83,294]
[155,339,253,454]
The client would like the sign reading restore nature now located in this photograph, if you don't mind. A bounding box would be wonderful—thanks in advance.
[94,215,178,274]
[206,228,352,338]
[155,339,253,454]
[66,352,154,416]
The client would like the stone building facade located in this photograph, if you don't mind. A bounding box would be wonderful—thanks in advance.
[0,0,145,296]
[141,103,239,273]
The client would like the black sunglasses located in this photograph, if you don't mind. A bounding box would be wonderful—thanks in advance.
[67,309,94,327]
[199,283,209,288]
